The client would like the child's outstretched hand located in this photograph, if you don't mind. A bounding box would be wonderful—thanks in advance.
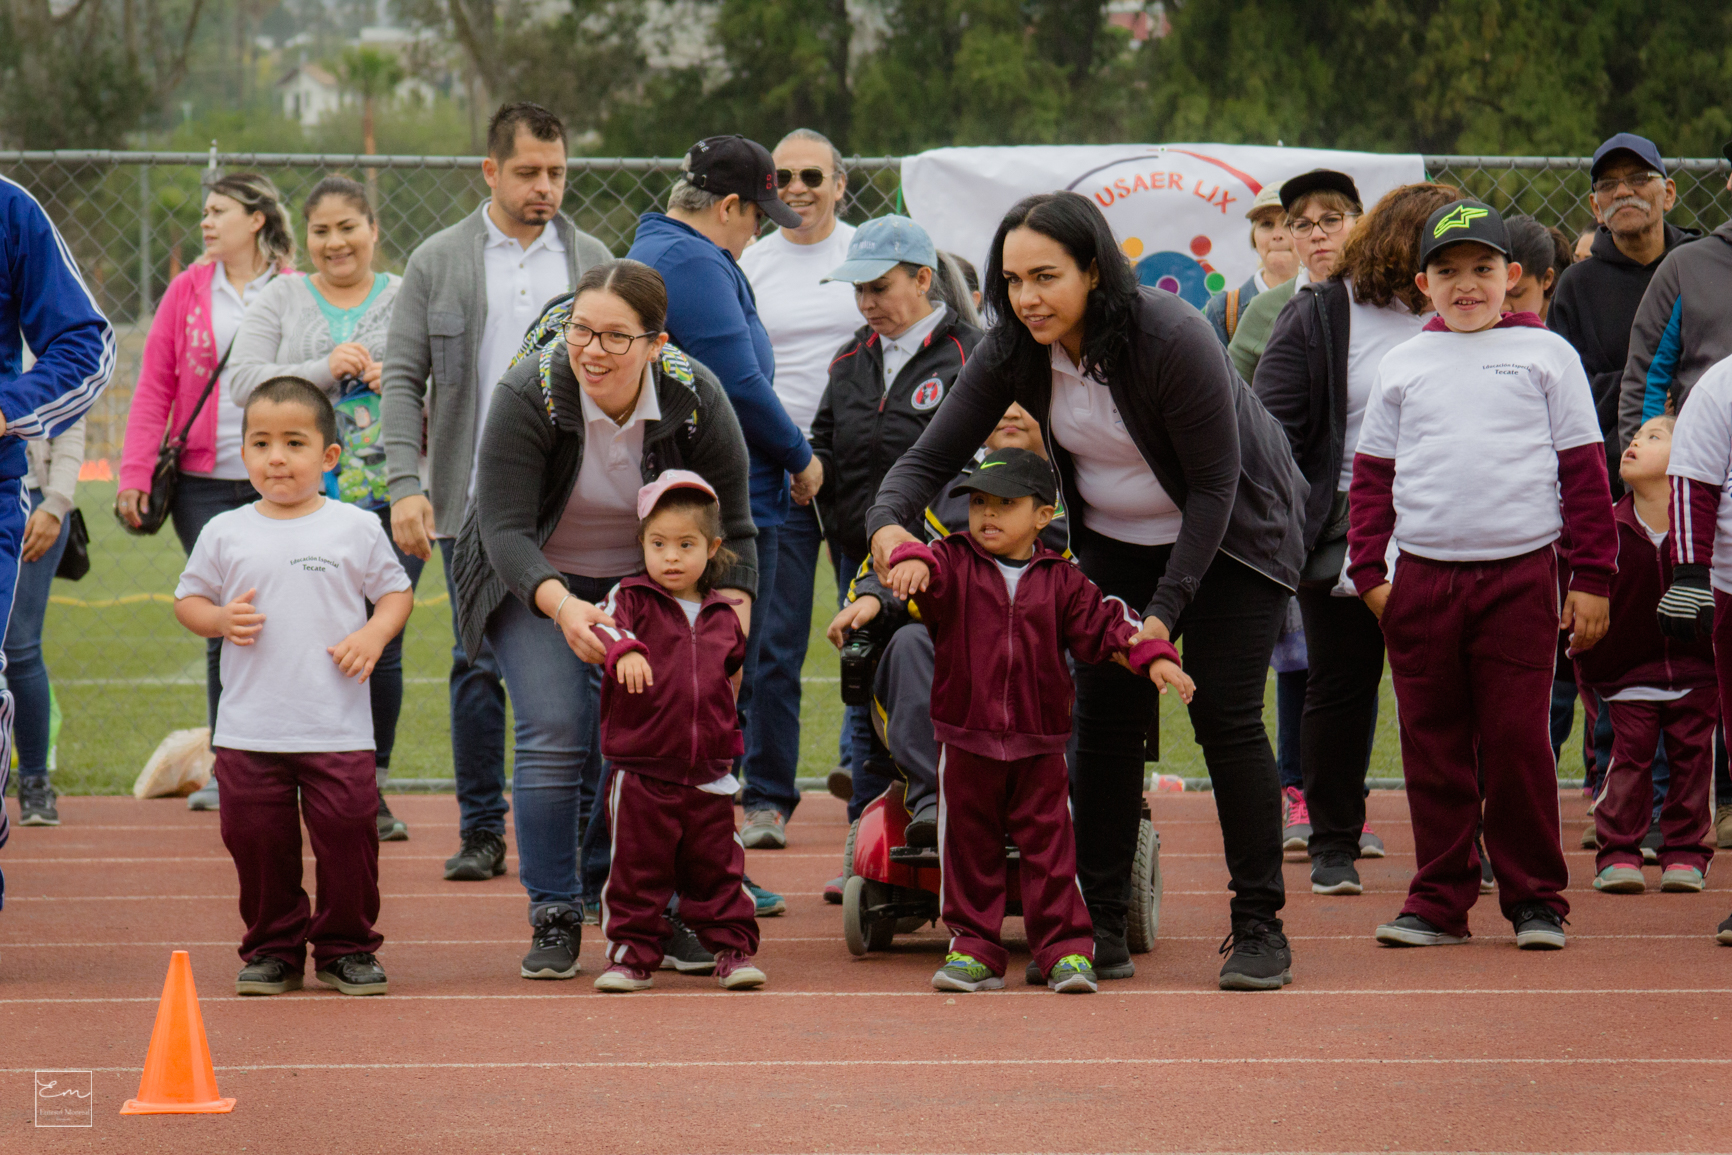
[886,558,930,599]
[615,652,653,694]
[329,628,386,683]
[220,588,264,645]
[1562,590,1610,654]
[1148,657,1195,703]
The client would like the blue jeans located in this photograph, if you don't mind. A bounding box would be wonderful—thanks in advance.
[170,475,259,730]
[738,521,802,819]
[6,489,71,780]
[437,539,509,835]
[486,574,618,917]
[0,479,31,900]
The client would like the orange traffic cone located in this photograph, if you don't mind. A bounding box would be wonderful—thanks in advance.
[120,951,236,1115]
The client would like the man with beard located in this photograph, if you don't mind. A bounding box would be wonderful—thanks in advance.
[1549,134,1697,497]
[381,102,611,880]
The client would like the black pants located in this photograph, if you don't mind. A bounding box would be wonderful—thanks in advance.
[1295,587,1384,859]
[1071,531,1289,929]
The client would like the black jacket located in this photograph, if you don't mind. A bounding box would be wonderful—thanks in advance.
[1549,221,1698,491]
[1251,278,1351,549]
[811,306,982,562]
[451,342,758,661]
[866,286,1308,630]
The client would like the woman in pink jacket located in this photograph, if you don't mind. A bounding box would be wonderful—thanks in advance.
[117,172,296,804]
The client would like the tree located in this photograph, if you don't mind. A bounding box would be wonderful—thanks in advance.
[337,45,406,156]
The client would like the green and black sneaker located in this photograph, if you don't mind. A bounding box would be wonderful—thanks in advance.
[1045,954,1098,994]
[931,952,1004,993]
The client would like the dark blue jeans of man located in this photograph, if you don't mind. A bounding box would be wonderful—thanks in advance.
[436,538,509,836]
[1275,668,1306,791]
[738,521,801,819]
[6,489,71,780]
[740,504,821,821]
[0,478,30,901]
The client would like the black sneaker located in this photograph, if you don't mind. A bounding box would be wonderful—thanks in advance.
[1375,912,1467,947]
[376,790,408,841]
[1510,902,1567,950]
[904,802,938,849]
[1641,820,1662,864]
[1310,851,1362,895]
[1091,925,1135,980]
[1217,919,1292,990]
[236,955,303,996]
[314,951,388,995]
[1716,913,1732,946]
[17,777,58,826]
[660,913,716,974]
[444,828,506,880]
[521,904,582,979]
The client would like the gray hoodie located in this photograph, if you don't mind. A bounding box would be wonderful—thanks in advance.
[1617,220,1732,449]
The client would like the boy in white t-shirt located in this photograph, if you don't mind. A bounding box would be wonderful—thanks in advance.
[1346,201,1617,952]
[1658,352,1732,943]
[175,376,412,997]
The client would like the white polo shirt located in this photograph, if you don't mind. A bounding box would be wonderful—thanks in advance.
[190,262,277,481]
[1047,344,1182,546]
[473,205,570,496]
[880,304,947,393]
[541,365,661,579]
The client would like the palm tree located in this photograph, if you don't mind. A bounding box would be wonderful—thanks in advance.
[336,46,405,204]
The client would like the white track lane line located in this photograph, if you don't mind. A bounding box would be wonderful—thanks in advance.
[5,988,1732,1003]
[0,933,1712,948]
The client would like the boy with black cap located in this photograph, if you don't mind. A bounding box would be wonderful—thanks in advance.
[1347,200,1618,952]
[884,447,1192,994]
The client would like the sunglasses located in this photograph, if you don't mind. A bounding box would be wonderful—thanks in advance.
[775,167,830,189]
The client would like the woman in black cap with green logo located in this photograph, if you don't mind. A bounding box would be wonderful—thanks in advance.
[867,191,1309,991]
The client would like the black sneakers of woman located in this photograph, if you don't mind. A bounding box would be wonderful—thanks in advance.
[521,904,582,979]
[1217,920,1292,990]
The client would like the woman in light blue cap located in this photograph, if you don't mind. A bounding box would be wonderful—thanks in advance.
[809,215,985,845]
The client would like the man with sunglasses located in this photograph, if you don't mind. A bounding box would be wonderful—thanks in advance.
[736,129,863,845]
[1550,133,1698,497]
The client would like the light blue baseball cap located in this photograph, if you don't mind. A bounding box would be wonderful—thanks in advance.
[821,215,938,284]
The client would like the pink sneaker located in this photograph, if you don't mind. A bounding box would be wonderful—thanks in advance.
[715,952,766,990]
[1359,822,1386,859]
[593,964,654,993]
[1282,787,1311,854]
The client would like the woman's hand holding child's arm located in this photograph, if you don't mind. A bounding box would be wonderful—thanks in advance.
[1148,658,1195,704]
[615,652,653,694]
[174,588,265,644]
[826,596,881,649]
[328,588,414,683]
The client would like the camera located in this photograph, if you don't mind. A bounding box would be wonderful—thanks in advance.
[838,627,885,707]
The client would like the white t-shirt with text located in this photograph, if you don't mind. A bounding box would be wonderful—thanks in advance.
[176,499,411,752]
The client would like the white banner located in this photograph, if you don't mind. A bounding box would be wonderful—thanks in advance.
[900,144,1427,310]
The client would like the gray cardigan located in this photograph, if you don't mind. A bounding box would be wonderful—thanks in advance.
[227,273,400,404]
[451,342,758,660]
[380,206,611,536]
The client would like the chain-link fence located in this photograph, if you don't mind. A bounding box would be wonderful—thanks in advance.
[2,149,1727,791]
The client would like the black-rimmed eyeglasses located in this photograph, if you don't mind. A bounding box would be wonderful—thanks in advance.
[566,323,656,354]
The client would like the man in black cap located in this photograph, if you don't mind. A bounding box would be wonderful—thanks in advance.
[1550,132,1697,496]
[626,136,825,868]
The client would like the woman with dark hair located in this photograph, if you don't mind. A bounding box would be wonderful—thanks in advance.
[867,192,1308,991]
[453,258,758,981]
[1503,214,1573,322]
[1252,181,1463,896]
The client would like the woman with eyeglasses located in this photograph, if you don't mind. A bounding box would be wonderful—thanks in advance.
[1252,181,1465,897]
[452,258,757,981]
[1229,170,1364,382]
[867,192,1308,991]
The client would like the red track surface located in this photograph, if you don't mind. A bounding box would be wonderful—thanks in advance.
[0,790,1727,1153]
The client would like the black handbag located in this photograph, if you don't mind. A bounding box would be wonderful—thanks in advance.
[115,342,234,537]
[54,508,88,581]
[1299,491,1351,588]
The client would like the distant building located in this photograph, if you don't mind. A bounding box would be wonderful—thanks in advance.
[277,64,343,128]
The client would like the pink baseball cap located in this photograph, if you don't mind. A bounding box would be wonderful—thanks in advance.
[636,469,717,520]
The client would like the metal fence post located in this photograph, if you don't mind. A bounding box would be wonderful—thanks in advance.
[137,164,151,322]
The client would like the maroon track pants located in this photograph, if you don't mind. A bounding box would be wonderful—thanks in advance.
[1379,548,1569,936]
[937,745,1094,976]
[214,747,382,970]
[1594,685,1717,873]
[601,770,759,972]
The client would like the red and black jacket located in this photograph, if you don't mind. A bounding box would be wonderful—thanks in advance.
[811,306,982,563]
[888,534,1176,761]
[1575,494,1714,694]
[594,575,748,785]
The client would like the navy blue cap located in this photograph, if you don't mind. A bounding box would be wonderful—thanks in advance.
[1590,133,1666,180]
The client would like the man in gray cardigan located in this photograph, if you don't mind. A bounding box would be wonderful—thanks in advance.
[381,102,611,882]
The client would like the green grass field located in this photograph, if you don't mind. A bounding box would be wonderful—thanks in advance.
[40,482,1588,793]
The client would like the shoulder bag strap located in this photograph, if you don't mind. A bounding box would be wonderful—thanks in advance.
[1224,288,1241,339]
[167,340,237,451]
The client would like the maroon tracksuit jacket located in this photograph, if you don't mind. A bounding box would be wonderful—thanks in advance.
[1577,497,1717,872]
[890,535,1175,975]
[593,578,757,971]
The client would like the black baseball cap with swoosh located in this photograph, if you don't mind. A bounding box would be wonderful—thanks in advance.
[683,135,803,229]
[949,447,1057,506]
[1418,199,1510,268]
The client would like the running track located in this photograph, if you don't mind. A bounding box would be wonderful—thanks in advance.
[0,790,1726,1153]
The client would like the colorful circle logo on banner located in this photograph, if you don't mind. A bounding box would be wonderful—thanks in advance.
[911,377,945,410]
[1068,151,1258,309]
